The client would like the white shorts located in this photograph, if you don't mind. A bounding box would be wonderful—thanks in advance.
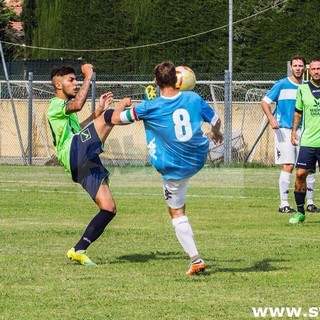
[274,128,300,164]
[162,178,189,209]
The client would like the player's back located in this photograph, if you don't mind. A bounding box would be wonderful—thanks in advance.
[135,91,210,179]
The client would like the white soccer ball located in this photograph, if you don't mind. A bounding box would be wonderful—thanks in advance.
[175,66,196,91]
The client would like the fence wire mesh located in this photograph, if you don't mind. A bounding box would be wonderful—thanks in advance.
[0,77,280,166]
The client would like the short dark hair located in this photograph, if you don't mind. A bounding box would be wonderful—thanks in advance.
[154,61,177,89]
[50,65,75,80]
[309,57,320,64]
[290,56,306,66]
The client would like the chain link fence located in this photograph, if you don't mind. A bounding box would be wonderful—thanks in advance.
[0,74,282,166]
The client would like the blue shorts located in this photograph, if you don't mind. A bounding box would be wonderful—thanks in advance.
[70,122,109,200]
[295,146,320,172]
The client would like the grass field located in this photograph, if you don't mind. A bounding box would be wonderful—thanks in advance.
[1,164,320,320]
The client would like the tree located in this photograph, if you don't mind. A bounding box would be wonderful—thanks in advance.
[0,0,20,59]
[19,0,320,74]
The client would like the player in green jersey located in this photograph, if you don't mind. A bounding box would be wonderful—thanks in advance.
[48,64,131,265]
[290,58,320,224]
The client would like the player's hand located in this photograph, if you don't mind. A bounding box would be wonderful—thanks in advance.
[117,97,132,111]
[209,130,224,146]
[81,64,94,79]
[96,92,113,116]
[269,117,279,129]
[291,131,299,146]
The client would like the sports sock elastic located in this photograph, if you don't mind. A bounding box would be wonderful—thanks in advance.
[294,191,306,214]
[306,173,315,205]
[74,209,115,251]
[191,255,202,264]
[172,215,198,258]
[104,109,114,123]
[279,171,291,207]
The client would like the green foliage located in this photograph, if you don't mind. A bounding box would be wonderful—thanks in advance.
[0,0,19,58]
[19,0,320,74]
[2,165,320,319]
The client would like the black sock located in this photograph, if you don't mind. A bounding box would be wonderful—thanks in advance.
[104,109,114,123]
[74,209,115,251]
[294,191,306,214]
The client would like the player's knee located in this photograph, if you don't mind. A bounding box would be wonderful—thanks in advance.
[96,196,117,214]
[296,171,308,181]
[101,202,117,214]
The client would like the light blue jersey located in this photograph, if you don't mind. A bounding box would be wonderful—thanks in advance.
[129,91,218,179]
[263,77,300,129]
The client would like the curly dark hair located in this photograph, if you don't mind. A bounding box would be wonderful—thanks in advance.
[50,65,75,80]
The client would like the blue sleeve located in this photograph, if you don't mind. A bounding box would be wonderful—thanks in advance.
[134,100,149,120]
[265,81,281,102]
[200,98,215,123]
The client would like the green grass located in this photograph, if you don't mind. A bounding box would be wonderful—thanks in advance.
[1,165,320,319]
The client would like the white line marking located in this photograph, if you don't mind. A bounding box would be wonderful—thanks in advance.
[0,187,272,199]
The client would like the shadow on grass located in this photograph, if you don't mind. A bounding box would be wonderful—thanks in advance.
[111,253,289,275]
[210,258,290,274]
[111,251,184,264]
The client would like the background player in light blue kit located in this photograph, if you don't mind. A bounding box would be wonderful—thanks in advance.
[261,56,319,214]
[112,61,223,275]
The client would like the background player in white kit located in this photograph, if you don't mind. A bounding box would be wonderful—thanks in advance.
[261,56,319,213]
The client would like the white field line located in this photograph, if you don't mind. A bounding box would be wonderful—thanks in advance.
[0,179,279,190]
[0,187,276,199]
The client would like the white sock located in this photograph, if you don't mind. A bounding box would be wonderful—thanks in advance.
[306,173,315,205]
[172,215,198,258]
[279,171,291,207]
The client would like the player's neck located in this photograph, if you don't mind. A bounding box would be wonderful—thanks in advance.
[160,87,180,97]
[311,79,320,87]
[289,75,303,85]
[55,90,70,100]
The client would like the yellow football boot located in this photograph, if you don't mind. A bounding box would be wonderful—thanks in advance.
[67,247,97,266]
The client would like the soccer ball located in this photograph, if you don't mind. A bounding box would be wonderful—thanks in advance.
[175,66,196,91]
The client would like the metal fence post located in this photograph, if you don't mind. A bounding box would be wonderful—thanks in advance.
[224,70,232,164]
[0,41,27,164]
[91,72,96,112]
[28,72,33,165]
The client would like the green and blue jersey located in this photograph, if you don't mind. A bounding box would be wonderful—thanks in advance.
[47,97,81,176]
[296,82,320,147]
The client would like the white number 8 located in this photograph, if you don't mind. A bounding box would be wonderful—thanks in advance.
[172,109,192,141]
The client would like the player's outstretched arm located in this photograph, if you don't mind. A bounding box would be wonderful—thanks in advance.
[111,98,133,125]
[66,64,94,113]
[96,92,114,117]
[80,92,114,128]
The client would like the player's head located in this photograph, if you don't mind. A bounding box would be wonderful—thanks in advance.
[290,55,306,66]
[290,55,306,80]
[50,65,78,99]
[154,61,177,89]
[309,57,320,81]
